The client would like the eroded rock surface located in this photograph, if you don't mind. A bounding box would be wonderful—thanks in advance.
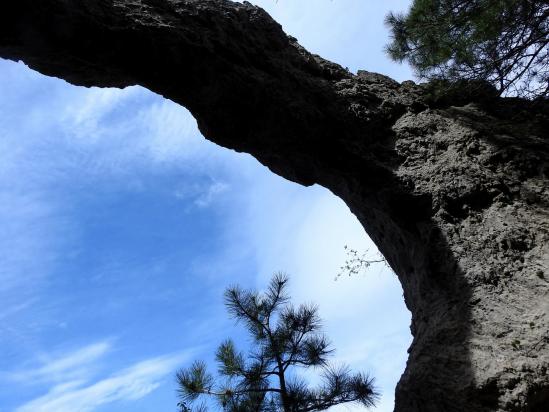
[1,1,547,410]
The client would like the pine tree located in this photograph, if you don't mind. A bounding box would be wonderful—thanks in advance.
[176,274,378,412]
[385,0,549,98]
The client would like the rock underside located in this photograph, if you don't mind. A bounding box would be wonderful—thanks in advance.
[0,1,548,410]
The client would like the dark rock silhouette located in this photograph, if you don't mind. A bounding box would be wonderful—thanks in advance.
[1,1,547,410]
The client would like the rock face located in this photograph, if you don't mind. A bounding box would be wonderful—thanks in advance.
[1,1,547,410]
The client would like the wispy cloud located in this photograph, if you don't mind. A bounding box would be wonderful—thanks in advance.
[0,299,35,322]
[0,190,64,298]
[15,352,188,412]
[8,341,113,385]
[0,65,234,326]
[173,179,230,210]
[194,181,230,208]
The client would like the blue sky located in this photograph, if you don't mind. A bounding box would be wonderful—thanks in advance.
[0,1,413,411]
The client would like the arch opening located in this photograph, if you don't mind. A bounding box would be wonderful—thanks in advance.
[0,59,411,412]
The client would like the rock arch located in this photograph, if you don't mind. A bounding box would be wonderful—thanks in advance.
[1,1,548,410]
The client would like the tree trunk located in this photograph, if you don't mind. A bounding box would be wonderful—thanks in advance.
[1,1,548,410]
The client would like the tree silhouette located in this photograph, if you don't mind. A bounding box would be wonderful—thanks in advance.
[176,274,378,412]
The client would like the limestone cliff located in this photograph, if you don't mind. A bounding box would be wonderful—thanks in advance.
[1,1,547,410]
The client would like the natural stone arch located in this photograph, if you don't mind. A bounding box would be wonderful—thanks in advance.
[1,1,548,410]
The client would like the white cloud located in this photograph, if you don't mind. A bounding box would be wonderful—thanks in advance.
[9,341,112,385]
[52,83,246,182]
[138,99,206,164]
[0,70,234,323]
[60,86,142,143]
[173,179,230,209]
[15,352,188,412]
[0,300,34,322]
[193,181,230,208]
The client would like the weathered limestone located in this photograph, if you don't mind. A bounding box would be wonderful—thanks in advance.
[1,1,547,410]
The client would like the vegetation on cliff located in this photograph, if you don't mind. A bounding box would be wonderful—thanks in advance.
[386,0,549,98]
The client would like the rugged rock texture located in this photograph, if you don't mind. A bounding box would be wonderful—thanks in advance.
[1,1,548,410]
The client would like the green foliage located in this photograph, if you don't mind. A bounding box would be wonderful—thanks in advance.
[176,273,379,411]
[385,0,549,98]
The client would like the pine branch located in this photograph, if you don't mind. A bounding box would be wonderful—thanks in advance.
[176,274,378,411]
